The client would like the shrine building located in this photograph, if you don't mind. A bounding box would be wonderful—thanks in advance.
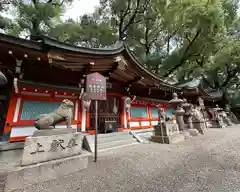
[0,34,222,142]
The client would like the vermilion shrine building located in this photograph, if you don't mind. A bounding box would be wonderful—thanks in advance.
[0,34,222,142]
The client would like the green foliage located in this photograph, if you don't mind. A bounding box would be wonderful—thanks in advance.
[48,9,118,47]
[77,11,118,47]
[4,0,73,38]
[48,19,83,44]
[2,0,240,103]
[0,0,13,11]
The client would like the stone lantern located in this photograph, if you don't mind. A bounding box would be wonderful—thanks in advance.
[182,99,200,136]
[168,93,185,132]
[213,105,225,128]
[182,99,194,129]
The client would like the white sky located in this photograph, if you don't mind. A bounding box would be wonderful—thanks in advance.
[2,0,100,20]
[63,0,100,20]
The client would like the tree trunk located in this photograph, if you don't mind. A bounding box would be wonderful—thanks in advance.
[163,29,201,77]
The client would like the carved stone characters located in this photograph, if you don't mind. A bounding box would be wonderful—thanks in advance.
[34,99,74,130]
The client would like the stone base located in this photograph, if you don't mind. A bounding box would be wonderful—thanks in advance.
[209,120,220,128]
[32,128,76,137]
[183,130,191,139]
[151,134,185,144]
[223,118,233,126]
[2,152,90,192]
[193,121,207,134]
[21,132,82,166]
[154,123,180,137]
[187,129,199,136]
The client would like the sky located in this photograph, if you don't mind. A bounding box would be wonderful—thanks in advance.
[2,0,100,20]
[63,0,100,20]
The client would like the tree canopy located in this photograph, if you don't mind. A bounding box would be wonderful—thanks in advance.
[1,0,240,105]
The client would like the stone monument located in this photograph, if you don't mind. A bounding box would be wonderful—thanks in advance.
[151,97,185,144]
[21,99,85,166]
[3,99,89,192]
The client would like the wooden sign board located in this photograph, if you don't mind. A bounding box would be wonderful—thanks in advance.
[86,72,107,100]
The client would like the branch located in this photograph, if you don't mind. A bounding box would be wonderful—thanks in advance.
[47,0,65,6]
[185,33,191,43]
[121,0,150,37]
[196,55,205,67]
[163,29,202,77]
[221,65,240,88]
[122,0,132,18]
[201,76,215,89]
[121,0,141,33]
[192,45,205,57]
[118,0,131,39]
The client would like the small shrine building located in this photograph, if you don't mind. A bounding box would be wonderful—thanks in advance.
[0,34,221,142]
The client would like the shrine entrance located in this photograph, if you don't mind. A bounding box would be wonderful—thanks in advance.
[89,95,122,133]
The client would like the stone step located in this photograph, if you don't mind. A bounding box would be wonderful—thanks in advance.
[97,131,130,138]
[0,142,24,151]
[132,128,154,135]
[97,139,138,150]
[98,142,139,153]
[83,131,138,152]
[130,129,154,143]
[138,132,154,137]
[97,134,134,144]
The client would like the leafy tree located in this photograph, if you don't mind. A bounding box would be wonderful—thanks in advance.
[0,0,14,29]
[160,0,227,77]
[77,11,118,47]
[2,0,239,105]
[100,0,150,40]
[49,9,118,47]
[48,18,83,44]
[5,0,73,39]
[0,0,13,11]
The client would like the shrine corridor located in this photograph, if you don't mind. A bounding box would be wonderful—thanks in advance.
[4,126,240,192]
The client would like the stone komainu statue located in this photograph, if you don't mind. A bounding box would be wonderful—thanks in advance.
[34,99,74,130]
[192,107,202,121]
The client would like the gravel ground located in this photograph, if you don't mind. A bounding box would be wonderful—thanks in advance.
[16,126,240,192]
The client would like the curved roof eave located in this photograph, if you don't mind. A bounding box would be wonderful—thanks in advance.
[176,79,201,89]
[0,33,43,50]
[41,35,126,55]
[0,33,181,91]
[41,35,181,90]
[122,44,181,90]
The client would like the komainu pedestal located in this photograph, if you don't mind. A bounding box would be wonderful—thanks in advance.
[193,120,207,134]
[21,129,83,166]
[151,123,185,144]
[3,129,89,192]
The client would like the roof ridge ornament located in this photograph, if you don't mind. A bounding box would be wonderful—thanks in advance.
[47,52,65,61]
[115,56,127,70]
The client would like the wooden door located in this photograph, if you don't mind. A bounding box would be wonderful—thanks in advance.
[89,95,122,132]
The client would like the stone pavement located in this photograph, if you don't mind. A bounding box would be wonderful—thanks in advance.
[4,125,240,192]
